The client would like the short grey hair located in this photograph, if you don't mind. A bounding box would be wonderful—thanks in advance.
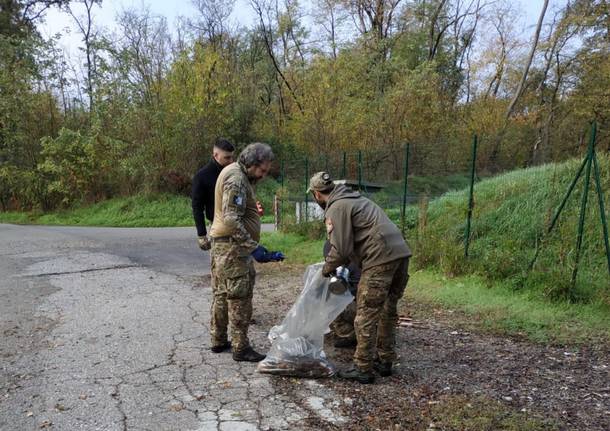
[238,143,275,168]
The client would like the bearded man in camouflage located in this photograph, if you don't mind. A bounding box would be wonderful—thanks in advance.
[209,143,284,362]
[308,172,412,383]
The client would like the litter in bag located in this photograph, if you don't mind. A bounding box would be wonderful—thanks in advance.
[257,263,354,378]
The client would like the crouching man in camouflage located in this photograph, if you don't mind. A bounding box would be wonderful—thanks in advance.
[308,172,412,383]
[209,143,284,362]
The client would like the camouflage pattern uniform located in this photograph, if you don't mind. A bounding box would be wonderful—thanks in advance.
[353,258,409,370]
[311,173,412,373]
[330,301,357,340]
[209,162,260,353]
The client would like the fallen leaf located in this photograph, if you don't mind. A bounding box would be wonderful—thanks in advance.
[169,402,183,412]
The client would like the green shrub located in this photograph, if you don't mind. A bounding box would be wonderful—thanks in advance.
[37,126,127,209]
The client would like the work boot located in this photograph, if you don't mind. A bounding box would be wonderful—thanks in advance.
[373,361,392,377]
[210,341,231,353]
[334,337,357,348]
[337,365,375,384]
[232,346,266,362]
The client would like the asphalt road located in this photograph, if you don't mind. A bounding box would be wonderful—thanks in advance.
[0,224,345,431]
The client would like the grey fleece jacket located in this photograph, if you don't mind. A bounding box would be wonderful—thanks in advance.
[323,184,412,274]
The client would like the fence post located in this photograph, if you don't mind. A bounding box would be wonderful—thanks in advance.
[528,149,589,270]
[304,157,309,223]
[592,151,610,277]
[571,122,596,287]
[342,151,347,179]
[401,143,410,233]
[465,134,478,257]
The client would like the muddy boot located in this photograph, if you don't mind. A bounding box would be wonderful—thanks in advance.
[334,337,357,348]
[373,361,392,377]
[337,365,375,384]
[232,346,266,362]
[210,341,231,353]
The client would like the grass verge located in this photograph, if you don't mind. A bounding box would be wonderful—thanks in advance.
[405,270,610,345]
[260,232,325,265]
[0,194,194,227]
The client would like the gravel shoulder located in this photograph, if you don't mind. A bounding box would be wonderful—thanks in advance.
[255,263,610,431]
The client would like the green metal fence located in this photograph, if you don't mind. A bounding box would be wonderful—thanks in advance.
[260,121,609,289]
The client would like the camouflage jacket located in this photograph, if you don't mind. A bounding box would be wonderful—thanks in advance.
[323,184,411,274]
[209,162,260,253]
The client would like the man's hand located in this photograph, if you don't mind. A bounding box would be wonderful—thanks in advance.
[197,235,211,251]
[322,264,335,277]
[256,200,264,216]
[251,245,269,262]
[268,251,285,261]
[252,245,285,263]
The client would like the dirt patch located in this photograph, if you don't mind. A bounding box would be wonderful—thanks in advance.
[253,263,610,430]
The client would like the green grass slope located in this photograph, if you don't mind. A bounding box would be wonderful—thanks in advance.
[408,155,610,304]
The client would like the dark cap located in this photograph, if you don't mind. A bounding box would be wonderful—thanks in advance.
[307,171,335,193]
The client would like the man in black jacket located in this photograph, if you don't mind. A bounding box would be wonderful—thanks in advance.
[192,138,235,250]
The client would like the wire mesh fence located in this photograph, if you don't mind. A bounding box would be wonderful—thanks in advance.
[266,134,481,232]
[258,122,609,290]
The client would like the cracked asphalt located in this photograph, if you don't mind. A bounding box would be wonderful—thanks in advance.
[0,224,348,431]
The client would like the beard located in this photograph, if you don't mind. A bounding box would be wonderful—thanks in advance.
[314,197,326,210]
[247,174,260,184]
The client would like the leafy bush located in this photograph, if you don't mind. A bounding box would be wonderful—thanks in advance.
[37,127,127,208]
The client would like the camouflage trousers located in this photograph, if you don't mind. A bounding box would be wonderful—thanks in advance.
[353,257,410,371]
[330,301,357,340]
[210,241,256,353]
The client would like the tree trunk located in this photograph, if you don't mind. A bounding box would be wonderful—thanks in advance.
[505,0,550,120]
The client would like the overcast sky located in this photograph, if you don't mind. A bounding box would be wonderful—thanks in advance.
[37,0,559,58]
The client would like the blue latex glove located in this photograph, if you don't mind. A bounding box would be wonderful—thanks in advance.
[268,251,285,261]
[252,246,285,263]
[251,245,270,262]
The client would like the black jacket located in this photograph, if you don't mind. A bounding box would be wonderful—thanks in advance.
[192,158,223,236]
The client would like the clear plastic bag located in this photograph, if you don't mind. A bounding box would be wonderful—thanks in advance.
[257,263,354,378]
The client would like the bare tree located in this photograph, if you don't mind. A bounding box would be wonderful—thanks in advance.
[313,0,348,59]
[250,0,304,113]
[189,0,235,48]
[65,0,102,113]
[504,0,550,119]
[114,7,172,106]
[426,0,485,61]
[531,3,581,164]
[344,0,404,56]
[17,0,69,28]
[482,1,520,100]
